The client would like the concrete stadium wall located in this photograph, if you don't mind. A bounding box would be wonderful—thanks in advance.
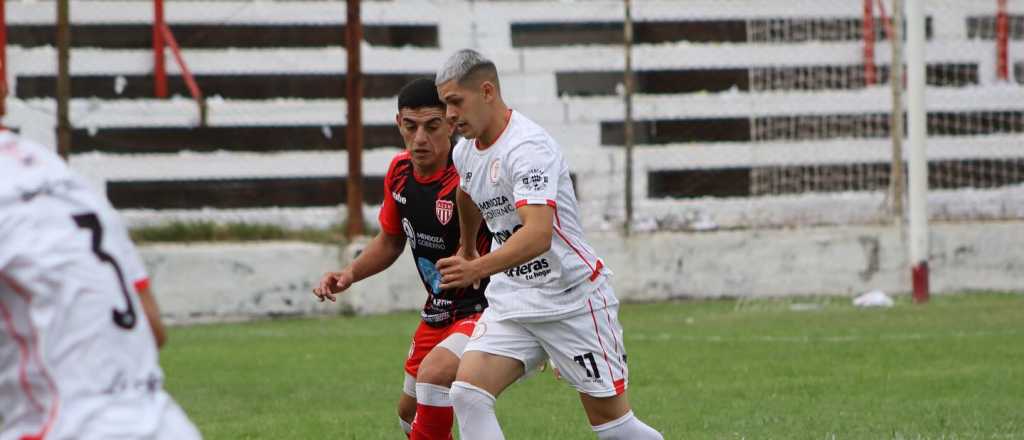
[143,221,1024,323]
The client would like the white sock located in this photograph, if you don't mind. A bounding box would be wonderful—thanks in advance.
[415,382,452,407]
[449,381,505,440]
[592,411,663,440]
[400,417,413,435]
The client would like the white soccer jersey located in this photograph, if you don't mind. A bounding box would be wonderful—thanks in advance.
[0,131,198,439]
[453,110,615,321]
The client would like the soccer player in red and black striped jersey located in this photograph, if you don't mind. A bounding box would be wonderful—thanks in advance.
[313,78,491,440]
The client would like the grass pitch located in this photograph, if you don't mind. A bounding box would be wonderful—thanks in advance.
[161,293,1023,439]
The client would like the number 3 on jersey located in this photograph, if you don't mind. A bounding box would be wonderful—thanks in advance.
[73,213,137,329]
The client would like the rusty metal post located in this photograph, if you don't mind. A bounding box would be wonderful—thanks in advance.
[623,0,635,236]
[345,0,365,238]
[57,0,72,159]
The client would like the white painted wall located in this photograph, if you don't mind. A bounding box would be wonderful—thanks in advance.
[143,222,1024,323]
[6,0,1023,231]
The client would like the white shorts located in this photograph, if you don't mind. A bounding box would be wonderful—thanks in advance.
[154,401,203,440]
[465,287,628,398]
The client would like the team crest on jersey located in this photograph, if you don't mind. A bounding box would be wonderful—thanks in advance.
[489,159,502,185]
[522,169,549,191]
[470,322,487,341]
[435,199,454,225]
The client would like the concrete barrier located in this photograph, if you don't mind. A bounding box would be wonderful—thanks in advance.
[142,222,1024,323]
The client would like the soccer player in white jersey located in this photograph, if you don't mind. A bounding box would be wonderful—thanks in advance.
[0,129,201,439]
[434,50,663,439]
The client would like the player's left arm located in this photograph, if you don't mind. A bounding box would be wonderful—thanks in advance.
[136,285,167,348]
[439,141,559,289]
[438,204,552,289]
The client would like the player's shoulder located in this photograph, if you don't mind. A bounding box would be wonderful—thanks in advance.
[386,150,413,176]
[505,111,559,155]
[451,137,473,161]
[0,132,74,204]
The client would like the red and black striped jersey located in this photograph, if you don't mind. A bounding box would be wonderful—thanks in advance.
[379,151,491,326]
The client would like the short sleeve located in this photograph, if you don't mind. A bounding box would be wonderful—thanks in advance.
[101,208,150,293]
[452,141,471,192]
[377,155,403,236]
[509,142,559,209]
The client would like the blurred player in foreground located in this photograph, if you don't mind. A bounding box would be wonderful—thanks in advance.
[434,50,664,439]
[312,78,492,439]
[0,129,201,439]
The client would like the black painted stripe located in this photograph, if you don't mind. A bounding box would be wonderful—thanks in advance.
[16,73,431,100]
[7,24,438,48]
[966,16,1024,40]
[72,125,402,153]
[650,158,1024,199]
[512,17,932,47]
[602,111,1024,146]
[557,64,976,96]
[107,176,386,209]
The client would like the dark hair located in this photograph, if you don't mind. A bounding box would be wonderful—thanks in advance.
[397,77,445,111]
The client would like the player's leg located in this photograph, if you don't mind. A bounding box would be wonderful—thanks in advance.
[409,317,476,440]
[403,321,442,437]
[536,289,663,439]
[449,351,522,440]
[449,311,546,439]
[399,373,417,436]
[580,392,662,439]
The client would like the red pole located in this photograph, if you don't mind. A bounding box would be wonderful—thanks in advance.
[864,0,877,86]
[153,0,167,98]
[997,0,1009,81]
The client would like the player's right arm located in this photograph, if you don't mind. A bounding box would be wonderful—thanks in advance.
[314,230,405,302]
[314,154,408,302]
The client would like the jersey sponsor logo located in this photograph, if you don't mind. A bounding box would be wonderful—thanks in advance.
[416,257,443,295]
[489,159,501,184]
[494,225,523,245]
[392,190,407,204]
[477,195,515,222]
[413,232,446,249]
[522,168,549,191]
[504,258,552,281]
[436,199,454,225]
[431,297,453,308]
[477,195,509,210]
[102,370,163,396]
[402,218,416,249]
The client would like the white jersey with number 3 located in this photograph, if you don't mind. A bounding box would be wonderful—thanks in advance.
[0,131,199,439]
[453,110,615,321]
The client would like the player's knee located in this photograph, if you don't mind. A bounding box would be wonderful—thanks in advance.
[592,411,663,440]
[416,356,458,387]
[449,381,494,414]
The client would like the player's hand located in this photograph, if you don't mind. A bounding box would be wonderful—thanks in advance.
[437,255,482,290]
[313,270,354,303]
[454,245,482,289]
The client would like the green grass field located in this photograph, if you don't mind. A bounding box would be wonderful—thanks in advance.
[161,293,1024,439]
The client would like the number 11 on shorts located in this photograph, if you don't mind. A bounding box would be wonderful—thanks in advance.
[573,352,600,379]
